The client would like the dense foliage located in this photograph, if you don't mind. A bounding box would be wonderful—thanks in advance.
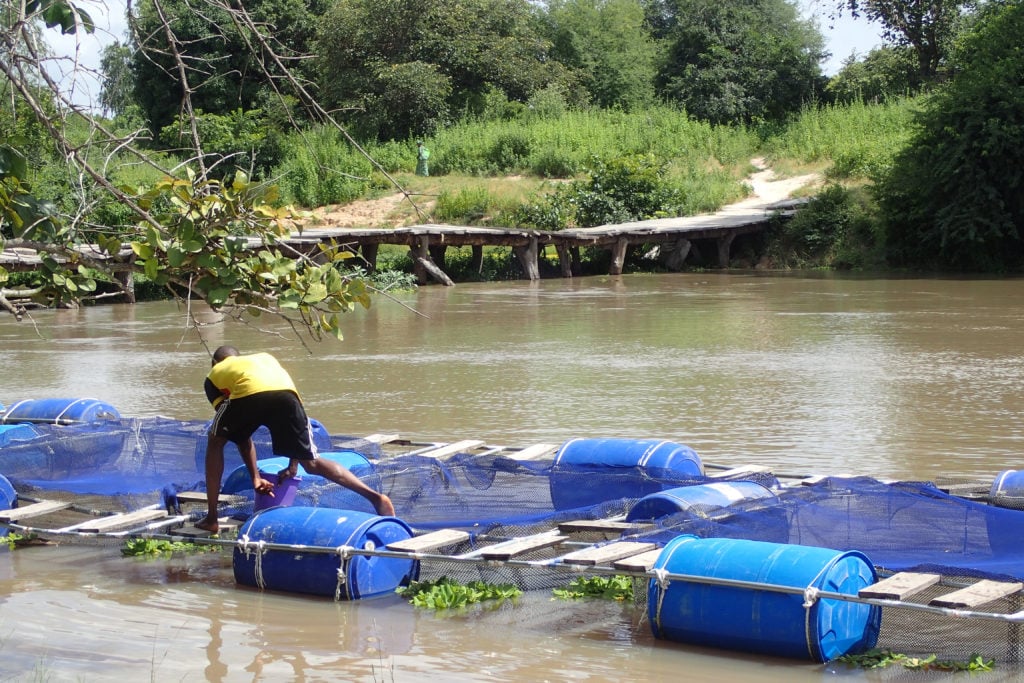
[876,1,1024,271]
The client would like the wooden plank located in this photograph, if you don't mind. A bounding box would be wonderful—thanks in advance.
[559,541,658,567]
[388,529,471,553]
[557,520,652,535]
[859,572,940,601]
[363,433,401,444]
[930,580,1024,609]
[174,492,248,505]
[479,532,569,561]
[172,518,241,538]
[708,465,772,479]
[0,500,72,523]
[416,440,486,459]
[612,548,664,572]
[505,443,559,461]
[60,508,168,533]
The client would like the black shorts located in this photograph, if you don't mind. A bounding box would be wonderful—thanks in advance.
[209,390,317,460]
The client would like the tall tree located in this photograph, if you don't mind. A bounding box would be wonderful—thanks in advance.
[834,0,971,80]
[656,0,826,125]
[316,0,566,140]
[542,0,657,111]
[877,1,1024,271]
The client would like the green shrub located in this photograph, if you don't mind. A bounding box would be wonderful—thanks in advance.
[434,188,492,224]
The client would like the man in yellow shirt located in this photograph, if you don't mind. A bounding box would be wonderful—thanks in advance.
[197,345,395,532]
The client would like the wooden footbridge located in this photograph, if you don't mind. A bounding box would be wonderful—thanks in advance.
[0,198,804,290]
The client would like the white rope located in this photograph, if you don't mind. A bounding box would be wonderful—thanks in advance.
[802,586,820,608]
[652,568,671,632]
[334,545,353,601]
[237,534,268,590]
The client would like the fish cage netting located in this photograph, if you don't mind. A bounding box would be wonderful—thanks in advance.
[4,420,1024,581]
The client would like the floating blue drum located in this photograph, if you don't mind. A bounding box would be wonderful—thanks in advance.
[0,474,16,538]
[626,481,777,521]
[549,438,704,510]
[233,506,417,599]
[194,418,334,473]
[0,398,120,425]
[989,470,1024,510]
[0,423,39,447]
[648,536,880,662]
[222,451,381,511]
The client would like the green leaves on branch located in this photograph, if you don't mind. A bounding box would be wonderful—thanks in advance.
[26,0,95,34]
[127,170,368,340]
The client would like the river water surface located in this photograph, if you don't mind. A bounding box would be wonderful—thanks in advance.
[2,272,1024,681]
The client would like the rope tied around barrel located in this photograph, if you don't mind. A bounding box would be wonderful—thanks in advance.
[802,586,820,608]
[334,545,354,601]
[237,534,268,589]
[651,568,671,631]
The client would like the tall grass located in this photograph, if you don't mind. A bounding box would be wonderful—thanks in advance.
[761,98,921,179]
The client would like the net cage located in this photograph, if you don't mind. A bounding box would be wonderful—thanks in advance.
[3,417,1024,661]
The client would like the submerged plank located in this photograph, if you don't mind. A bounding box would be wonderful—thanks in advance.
[558,520,652,535]
[363,433,401,444]
[930,580,1023,609]
[859,572,940,601]
[388,529,471,553]
[59,508,168,533]
[0,500,72,523]
[559,541,658,567]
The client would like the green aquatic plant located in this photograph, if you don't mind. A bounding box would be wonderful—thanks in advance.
[396,576,521,610]
[121,538,218,556]
[837,648,994,672]
[552,575,634,601]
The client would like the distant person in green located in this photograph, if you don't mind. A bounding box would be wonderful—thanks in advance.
[416,141,430,176]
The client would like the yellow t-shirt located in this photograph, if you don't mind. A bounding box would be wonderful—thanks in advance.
[205,353,298,407]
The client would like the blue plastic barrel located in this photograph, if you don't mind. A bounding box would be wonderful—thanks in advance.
[233,507,417,599]
[193,418,333,473]
[549,438,704,510]
[626,481,777,521]
[990,470,1024,510]
[0,423,39,447]
[0,398,120,425]
[221,451,381,511]
[648,536,880,662]
[0,474,16,538]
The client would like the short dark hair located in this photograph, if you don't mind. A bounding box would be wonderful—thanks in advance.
[212,345,240,365]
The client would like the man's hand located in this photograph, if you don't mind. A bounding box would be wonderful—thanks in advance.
[253,475,275,497]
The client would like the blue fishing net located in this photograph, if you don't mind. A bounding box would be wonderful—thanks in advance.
[2,416,1024,583]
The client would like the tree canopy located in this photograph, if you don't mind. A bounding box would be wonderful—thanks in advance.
[877,1,1024,271]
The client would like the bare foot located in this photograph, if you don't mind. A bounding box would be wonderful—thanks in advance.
[375,494,396,517]
[195,516,220,534]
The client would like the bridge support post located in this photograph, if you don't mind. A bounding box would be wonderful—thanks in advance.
[609,237,629,275]
[513,237,540,280]
[662,238,691,271]
[556,244,573,277]
[360,243,379,273]
[471,245,483,274]
[716,232,736,268]
[411,238,454,286]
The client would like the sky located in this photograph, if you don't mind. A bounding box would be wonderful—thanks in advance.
[44,0,886,110]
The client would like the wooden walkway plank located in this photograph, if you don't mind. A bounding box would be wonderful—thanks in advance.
[388,529,471,553]
[0,500,72,523]
[172,518,241,538]
[454,530,566,561]
[930,580,1023,609]
[363,433,401,444]
[58,508,168,533]
[557,520,652,535]
[859,572,940,600]
[415,440,486,459]
[559,541,658,567]
[174,492,248,506]
[708,465,772,479]
[612,549,664,572]
[504,443,559,461]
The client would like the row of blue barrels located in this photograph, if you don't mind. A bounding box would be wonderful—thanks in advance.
[233,504,879,662]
